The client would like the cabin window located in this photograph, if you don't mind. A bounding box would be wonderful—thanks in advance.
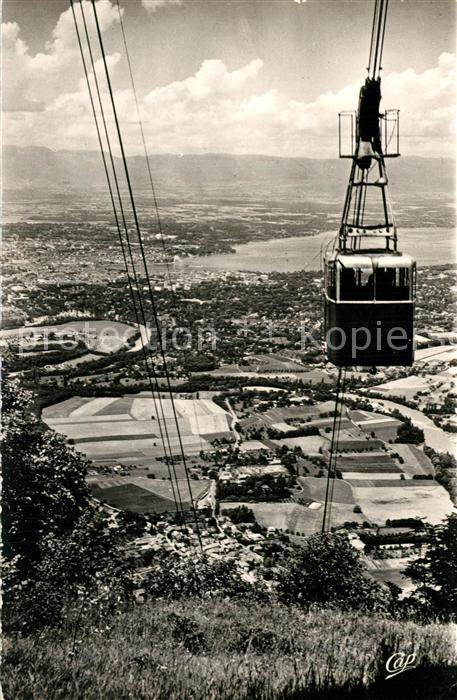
[376,267,410,301]
[327,263,337,299]
[339,266,374,301]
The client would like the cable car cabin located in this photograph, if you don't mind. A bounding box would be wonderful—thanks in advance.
[324,253,415,367]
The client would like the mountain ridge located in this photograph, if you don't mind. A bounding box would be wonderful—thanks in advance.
[3,145,455,197]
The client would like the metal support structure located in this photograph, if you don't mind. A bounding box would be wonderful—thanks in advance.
[336,0,399,254]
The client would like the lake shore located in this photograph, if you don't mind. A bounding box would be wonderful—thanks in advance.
[176,228,456,273]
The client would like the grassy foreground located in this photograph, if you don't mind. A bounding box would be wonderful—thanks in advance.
[3,598,457,699]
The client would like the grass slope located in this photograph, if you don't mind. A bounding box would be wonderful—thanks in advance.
[3,598,456,700]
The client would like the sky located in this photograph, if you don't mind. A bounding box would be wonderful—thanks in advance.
[2,0,456,158]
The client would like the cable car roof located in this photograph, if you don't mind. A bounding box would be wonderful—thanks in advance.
[376,254,415,268]
[337,254,374,268]
[326,252,415,269]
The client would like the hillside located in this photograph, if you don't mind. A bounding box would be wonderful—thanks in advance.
[3,597,456,700]
[3,146,455,199]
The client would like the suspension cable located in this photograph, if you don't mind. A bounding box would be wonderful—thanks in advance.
[322,368,342,532]
[77,0,185,518]
[368,0,389,79]
[367,0,378,75]
[326,368,347,531]
[114,0,177,305]
[72,0,185,520]
[115,0,206,453]
[90,0,202,548]
[321,368,347,533]
[378,0,389,75]
[77,1,177,479]
[116,0,202,443]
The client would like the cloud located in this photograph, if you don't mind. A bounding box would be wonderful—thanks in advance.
[141,0,183,13]
[1,1,121,113]
[300,51,456,155]
[382,52,456,145]
[144,58,263,103]
[137,52,456,157]
[2,0,455,161]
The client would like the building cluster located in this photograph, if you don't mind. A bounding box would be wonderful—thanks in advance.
[130,514,273,590]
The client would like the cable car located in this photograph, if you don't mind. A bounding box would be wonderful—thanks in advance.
[324,251,415,366]
[324,0,416,369]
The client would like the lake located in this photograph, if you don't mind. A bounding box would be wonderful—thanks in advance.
[176,228,456,273]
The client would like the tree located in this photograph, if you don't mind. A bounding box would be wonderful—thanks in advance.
[424,447,457,504]
[145,553,267,601]
[404,514,457,620]
[2,377,89,577]
[224,505,256,524]
[275,533,390,612]
[117,510,148,537]
[2,371,133,631]
[5,511,134,631]
[395,418,424,445]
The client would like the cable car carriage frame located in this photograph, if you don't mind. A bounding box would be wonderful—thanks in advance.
[324,249,416,367]
[323,0,416,369]
[323,185,417,367]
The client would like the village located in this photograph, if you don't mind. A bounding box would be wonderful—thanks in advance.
[29,353,455,597]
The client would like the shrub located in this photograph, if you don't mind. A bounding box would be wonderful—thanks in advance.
[275,533,391,613]
[145,553,268,601]
[2,371,133,632]
[224,505,256,524]
[395,419,424,445]
[168,612,208,653]
[405,514,457,621]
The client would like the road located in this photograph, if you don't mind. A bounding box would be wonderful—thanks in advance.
[196,479,217,517]
[414,344,457,363]
[127,324,153,353]
[225,398,242,446]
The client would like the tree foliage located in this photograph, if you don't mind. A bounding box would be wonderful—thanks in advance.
[224,505,256,524]
[424,446,457,504]
[145,553,267,601]
[405,514,457,621]
[2,372,133,631]
[2,377,89,575]
[395,418,424,445]
[275,533,391,613]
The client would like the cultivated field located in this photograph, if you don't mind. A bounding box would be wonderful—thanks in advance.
[372,375,434,400]
[90,483,175,514]
[90,477,209,514]
[239,439,268,452]
[350,410,402,441]
[221,500,365,534]
[393,444,435,476]
[351,482,453,525]
[43,394,232,464]
[273,435,330,454]
[415,344,457,363]
[248,353,308,372]
[221,501,320,535]
[297,476,355,504]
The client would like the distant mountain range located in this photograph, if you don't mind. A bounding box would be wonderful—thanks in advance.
[3,145,454,199]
